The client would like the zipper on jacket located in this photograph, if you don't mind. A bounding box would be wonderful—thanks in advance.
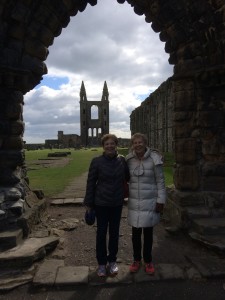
[137,158,142,227]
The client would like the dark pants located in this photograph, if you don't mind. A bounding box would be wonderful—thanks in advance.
[95,205,123,265]
[132,226,153,263]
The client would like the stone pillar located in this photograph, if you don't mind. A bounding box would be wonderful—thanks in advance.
[173,78,200,190]
[166,74,225,229]
[0,89,27,225]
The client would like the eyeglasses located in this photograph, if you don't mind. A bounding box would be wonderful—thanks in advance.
[133,163,144,176]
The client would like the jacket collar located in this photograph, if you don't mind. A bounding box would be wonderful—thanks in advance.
[126,147,151,160]
[103,151,118,160]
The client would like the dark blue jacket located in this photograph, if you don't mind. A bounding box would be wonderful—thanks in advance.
[84,153,129,207]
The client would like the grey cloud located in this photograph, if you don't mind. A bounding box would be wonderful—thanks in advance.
[24,0,173,143]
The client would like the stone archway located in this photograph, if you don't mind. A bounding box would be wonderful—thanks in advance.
[0,0,225,247]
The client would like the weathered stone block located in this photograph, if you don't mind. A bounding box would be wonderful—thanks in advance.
[174,138,197,163]
[0,228,23,251]
[0,121,10,135]
[174,90,196,111]
[2,137,24,150]
[174,111,194,121]
[0,150,25,167]
[39,27,54,46]
[174,165,200,190]
[4,187,22,201]
[6,103,23,120]
[174,120,195,138]
[25,39,48,60]
[202,137,220,156]
[167,188,205,206]
[9,24,25,40]
[17,197,47,237]
[11,121,24,135]
[198,111,224,127]
[202,162,225,176]
[0,168,21,185]
[173,80,194,92]
[202,176,225,192]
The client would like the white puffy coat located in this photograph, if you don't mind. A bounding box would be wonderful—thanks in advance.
[126,147,166,228]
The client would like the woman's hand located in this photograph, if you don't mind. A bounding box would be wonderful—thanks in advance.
[155,203,164,213]
[85,206,92,212]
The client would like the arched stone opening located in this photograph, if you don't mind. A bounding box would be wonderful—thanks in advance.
[0,0,224,247]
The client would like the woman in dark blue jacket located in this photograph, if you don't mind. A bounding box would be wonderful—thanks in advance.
[84,134,129,277]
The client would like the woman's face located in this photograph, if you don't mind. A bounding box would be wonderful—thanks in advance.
[132,137,146,157]
[103,138,117,156]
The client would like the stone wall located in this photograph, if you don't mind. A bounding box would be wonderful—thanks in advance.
[130,78,174,152]
[57,131,81,149]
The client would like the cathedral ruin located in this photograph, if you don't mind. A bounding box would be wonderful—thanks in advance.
[80,81,109,146]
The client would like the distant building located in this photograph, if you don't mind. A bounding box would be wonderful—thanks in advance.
[80,81,109,146]
[26,82,130,149]
[118,138,130,148]
[45,131,81,149]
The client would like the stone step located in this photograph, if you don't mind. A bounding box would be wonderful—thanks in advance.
[0,228,23,251]
[0,236,59,269]
[185,206,225,219]
[191,217,225,236]
[189,231,225,254]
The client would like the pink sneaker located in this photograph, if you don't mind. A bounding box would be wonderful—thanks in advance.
[129,261,141,273]
[145,262,155,275]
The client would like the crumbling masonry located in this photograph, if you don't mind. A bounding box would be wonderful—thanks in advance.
[130,78,173,153]
[80,81,109,146]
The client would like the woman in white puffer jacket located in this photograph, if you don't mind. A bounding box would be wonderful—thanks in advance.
[126,133,166,275]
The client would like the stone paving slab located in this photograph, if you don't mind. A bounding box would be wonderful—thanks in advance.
[1,244,225,290]
[89,264,133,286]
[133,265,160,282]
[185,266,202,280]
[189,232,225,253]
[192,217,225,235]
[157,263,185,280]
[30,262,207,287]
[187,256,225,279]
[64,198,84,205]
[55,266,89,286]
[50,198,84,206]
[33,259,65,286]
[50,199,64,205]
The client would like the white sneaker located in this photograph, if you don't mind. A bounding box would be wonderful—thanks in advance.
[97,265,106,277]
[109,262,118,275]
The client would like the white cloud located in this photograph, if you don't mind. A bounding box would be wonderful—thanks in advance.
[23,0,173,143]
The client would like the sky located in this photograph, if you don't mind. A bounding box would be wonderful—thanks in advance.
[23,0,173,144]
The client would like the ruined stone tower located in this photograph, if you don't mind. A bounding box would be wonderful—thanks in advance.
[80,81,109,146]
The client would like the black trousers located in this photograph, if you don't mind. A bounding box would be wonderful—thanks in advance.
[132,226,153,263]
[95,205,123,265]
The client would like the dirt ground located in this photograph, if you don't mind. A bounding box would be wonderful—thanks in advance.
[28,157,213,269]
[31,199,212,269]
[33,201,133,267]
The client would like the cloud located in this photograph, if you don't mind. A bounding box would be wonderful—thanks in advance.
[23,0,173,143]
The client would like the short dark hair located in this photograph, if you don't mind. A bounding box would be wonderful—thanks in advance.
[101,134,118,146]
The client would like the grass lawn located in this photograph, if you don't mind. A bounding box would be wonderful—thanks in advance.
[26,148,174,197]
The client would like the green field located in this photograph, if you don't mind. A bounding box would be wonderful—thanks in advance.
[25,148,174,197]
